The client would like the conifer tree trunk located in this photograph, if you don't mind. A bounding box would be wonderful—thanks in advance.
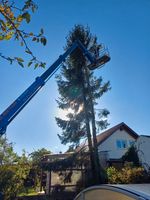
[84,67,102,184]
[81,69,98,184]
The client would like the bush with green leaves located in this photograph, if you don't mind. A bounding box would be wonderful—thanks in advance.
[0,136,31,199]
[0,163,31,200]
[107,165,147,184]
[0,0,47,68]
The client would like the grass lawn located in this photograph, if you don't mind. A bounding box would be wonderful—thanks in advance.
[18,187,38,196]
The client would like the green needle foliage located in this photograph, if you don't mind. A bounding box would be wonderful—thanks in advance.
[55,25,111,185]
[122,145,140,167]
[55,25,110,149]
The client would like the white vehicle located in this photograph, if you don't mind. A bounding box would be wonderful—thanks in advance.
[74,184,150,200]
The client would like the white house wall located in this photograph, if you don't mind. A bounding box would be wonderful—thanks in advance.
[98,129,136,159]
[136,136,150,170]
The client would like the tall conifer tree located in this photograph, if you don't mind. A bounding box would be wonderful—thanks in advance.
[55,25,110,183]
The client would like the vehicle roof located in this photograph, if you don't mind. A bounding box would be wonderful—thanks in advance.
[74,184,150,200]
[111,184,150,198]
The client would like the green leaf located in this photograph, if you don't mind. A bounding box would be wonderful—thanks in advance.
[34,63,38,69]
[16,57,24,62]
[42,37,47,46]
[28,62,32,67]
[25,50,32,54]
[22,12,31,23]
[0,35,4,40]
[17,15,23,22]
[40,62,46,68]
[18,62,24,67]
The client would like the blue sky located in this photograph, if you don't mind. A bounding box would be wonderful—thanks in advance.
[0,0,150,155]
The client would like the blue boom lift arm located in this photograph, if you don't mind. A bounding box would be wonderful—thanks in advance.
[0,40,110,136]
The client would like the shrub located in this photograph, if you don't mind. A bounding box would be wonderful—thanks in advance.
[107,165,145,184]
[122,146,140,167]
[0,163,31,199]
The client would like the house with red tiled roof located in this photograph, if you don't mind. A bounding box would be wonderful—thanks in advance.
[77,122,139,168]
[43,122,139,193]
[97,122,139,167]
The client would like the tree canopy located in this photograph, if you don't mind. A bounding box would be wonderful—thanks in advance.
[56,25,110,148]
[0,136,53,198]
[0,0,47,68]
[55,24,110,184]
[0,135,31,199]
[30,148,51,165]
[0,134,17,165]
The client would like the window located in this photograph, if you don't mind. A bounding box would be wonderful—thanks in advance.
[116,140,127,149]
[116,140,122,148]
[122,140,127,148]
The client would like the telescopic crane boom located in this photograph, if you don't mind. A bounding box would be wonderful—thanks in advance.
[0,40,110,136]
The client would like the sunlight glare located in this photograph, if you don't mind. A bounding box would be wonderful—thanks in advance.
[56,105,83,120]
